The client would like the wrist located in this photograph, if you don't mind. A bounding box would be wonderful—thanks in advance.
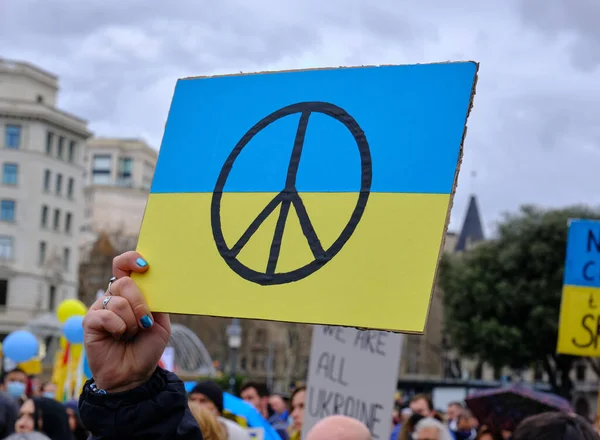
[94,372,154,394]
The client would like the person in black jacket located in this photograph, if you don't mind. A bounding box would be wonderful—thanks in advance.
[78,251,204,439]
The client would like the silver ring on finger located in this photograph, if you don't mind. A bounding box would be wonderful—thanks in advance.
[106,276,117,296]
[102,296,112,310]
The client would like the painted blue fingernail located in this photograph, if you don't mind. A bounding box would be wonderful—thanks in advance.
[140,315,153,329]
[136,257,148,268]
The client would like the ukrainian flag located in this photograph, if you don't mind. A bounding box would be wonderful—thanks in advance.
[135,62,478,332]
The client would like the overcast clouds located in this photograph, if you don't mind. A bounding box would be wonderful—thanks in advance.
[1,0,599,235]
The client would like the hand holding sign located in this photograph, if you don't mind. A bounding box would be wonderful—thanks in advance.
[83,252,171,392]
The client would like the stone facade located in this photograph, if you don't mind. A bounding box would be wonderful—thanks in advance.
[0,59,91,335]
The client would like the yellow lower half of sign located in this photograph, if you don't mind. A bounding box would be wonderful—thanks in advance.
[133,191,452,332]
[557,285,600,356]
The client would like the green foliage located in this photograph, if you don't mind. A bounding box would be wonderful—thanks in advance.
[440,205,600,393]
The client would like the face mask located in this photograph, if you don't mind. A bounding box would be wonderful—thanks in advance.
[43,391,55,399]
[6,381,26,398]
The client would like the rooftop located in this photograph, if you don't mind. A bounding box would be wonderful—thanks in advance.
[455,194,485,252]
[0,58,58,89]
[88,137,158,157]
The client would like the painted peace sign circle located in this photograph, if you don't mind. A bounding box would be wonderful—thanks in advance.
[211,101,372,286]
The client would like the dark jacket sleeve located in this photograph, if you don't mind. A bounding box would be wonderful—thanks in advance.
[0,392,18,438]
[79,367,203,440]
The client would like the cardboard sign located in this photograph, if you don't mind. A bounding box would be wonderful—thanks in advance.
[134,62,478,332]
[557,219,600,356]
[301,325,403,440]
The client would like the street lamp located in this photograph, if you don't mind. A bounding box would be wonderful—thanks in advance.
[226,318,242,394]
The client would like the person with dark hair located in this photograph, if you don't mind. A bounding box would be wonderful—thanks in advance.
[398,413,425,440]
[512,412,599,440]
[410,395,434,418]
[64,400,89,440]
[2,369,28,404]
[240,381,289,439]
[475,426,503,440]
[0,386,19,438]
[15,397,72,440]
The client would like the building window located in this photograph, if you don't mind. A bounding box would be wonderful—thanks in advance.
[117,157,133,187]
[0,200,15,222]
[92,155,112,185]
[39,241,46,265]
[43,169,51,191]
[55,174,62,195]
[46,132,53,155]
[0,236,13,260]
[63,247,70,270]
[0,279,7,307]
[2,163,17,185]
[57,136,64,159]
[41,205,48,227]
[65,212,72,233]
[5,125,21,149]
[68,141,76,163]
[49,285,56,311]
[53,209,60,231]
[67,177,74,199]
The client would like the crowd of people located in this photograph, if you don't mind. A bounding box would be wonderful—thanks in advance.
[0,367,88,439]
[0,251,599,440]
[389,394,600,440]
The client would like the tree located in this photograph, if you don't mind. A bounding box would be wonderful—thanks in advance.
[439,205,600,398]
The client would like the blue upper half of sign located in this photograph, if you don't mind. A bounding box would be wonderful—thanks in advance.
[151,63,477,194]
[564,219,600,288]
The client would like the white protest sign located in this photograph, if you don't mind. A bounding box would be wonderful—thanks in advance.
[159,346,175,371]
[301,325,403,440]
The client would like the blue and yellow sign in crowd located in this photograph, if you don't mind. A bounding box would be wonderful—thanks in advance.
[557,219,600,356]
[134,62,478,334]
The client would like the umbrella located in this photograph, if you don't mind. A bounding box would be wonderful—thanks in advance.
[223,392,281,440]
[466,384,573,431]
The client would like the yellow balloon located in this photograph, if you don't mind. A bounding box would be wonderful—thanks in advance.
[59,336,67,350]
[56,299,87,324]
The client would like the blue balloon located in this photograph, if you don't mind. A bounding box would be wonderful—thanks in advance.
[63,316,84,344]
[83,353,92,378]
[3,330,38,363]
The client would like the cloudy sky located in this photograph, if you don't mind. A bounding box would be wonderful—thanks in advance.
[2,0,598,235]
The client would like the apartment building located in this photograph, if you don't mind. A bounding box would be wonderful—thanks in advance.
[80,138,157,257]
[0,59,91,334]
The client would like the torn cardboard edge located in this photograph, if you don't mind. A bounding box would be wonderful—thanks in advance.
[421,63,480,336]
[180,60,479,81]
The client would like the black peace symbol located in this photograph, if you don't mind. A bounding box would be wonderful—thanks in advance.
[211,101,372,286]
